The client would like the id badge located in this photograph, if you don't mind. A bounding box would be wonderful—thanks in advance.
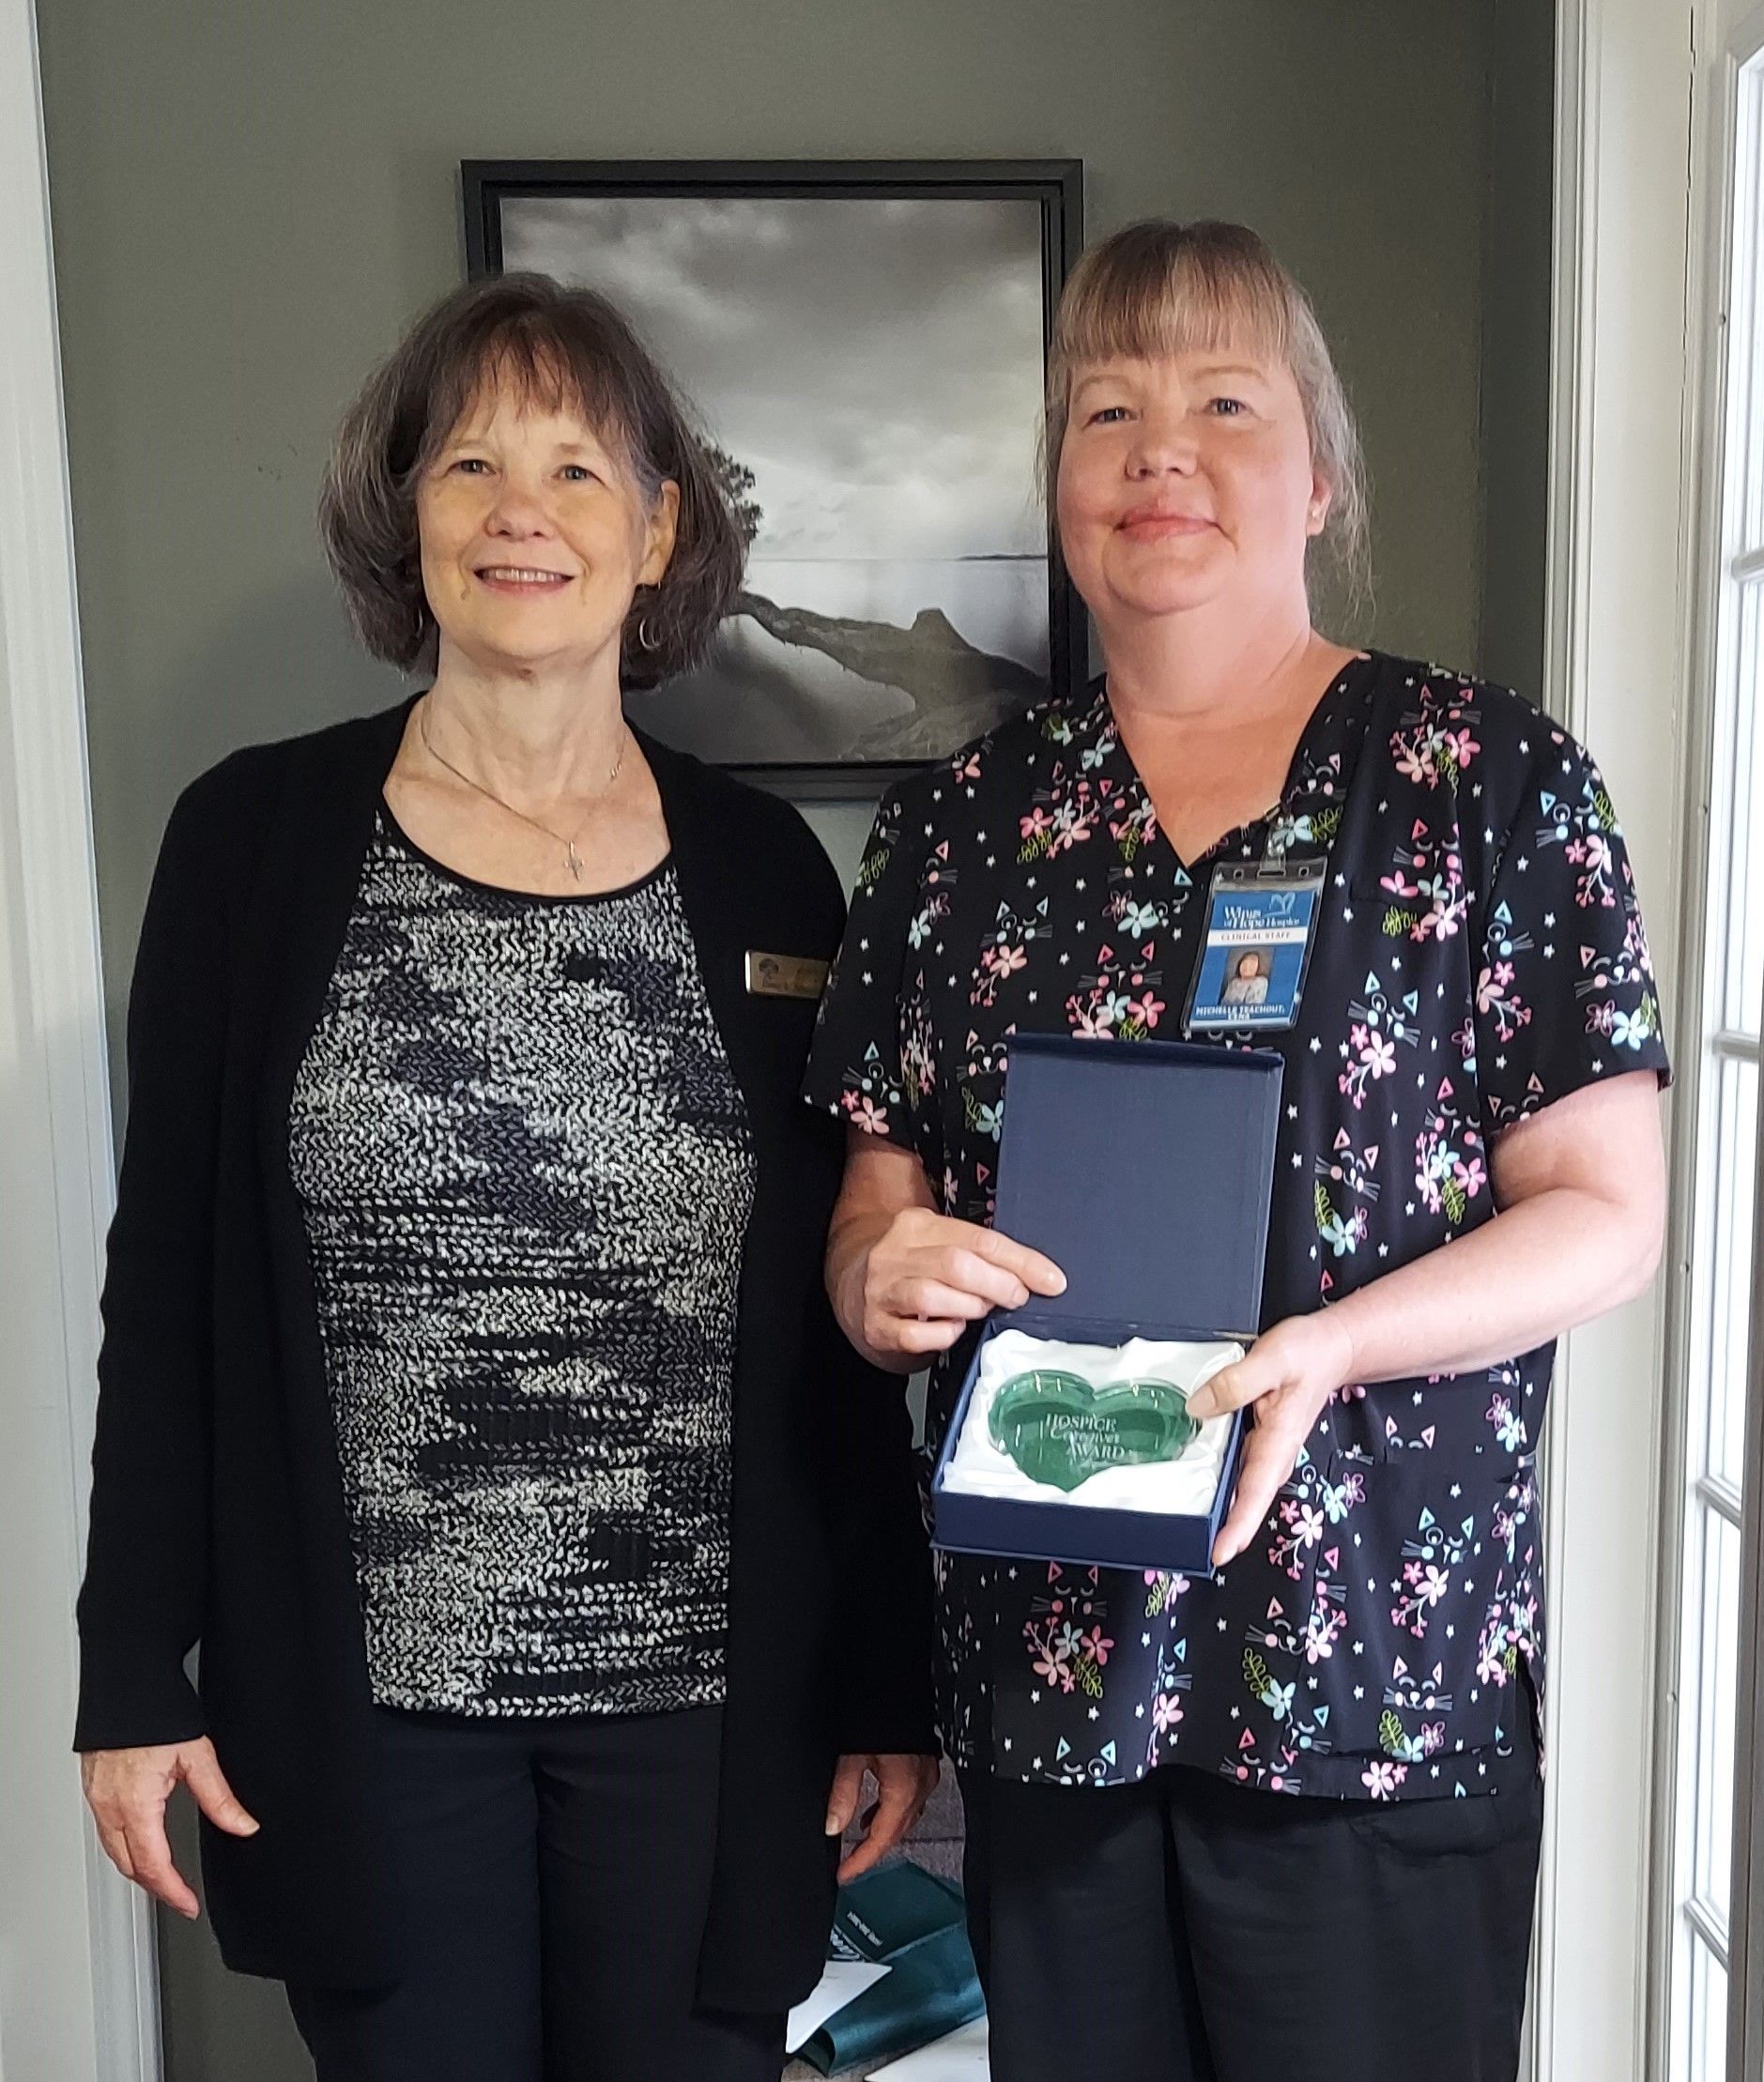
[1184,854,1327,1033]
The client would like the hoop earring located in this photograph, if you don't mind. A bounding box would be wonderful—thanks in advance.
[637,613,660,651]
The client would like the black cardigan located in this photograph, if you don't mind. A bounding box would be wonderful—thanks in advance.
[74,695,936,2007]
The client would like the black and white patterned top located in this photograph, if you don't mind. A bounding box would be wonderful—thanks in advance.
[288,810,755,1719]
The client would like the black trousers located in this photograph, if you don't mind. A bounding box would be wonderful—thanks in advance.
[285,1704,786,2082]
[960,1723,1543,2082]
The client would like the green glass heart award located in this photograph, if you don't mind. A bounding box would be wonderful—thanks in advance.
[987,1369,1201,1493]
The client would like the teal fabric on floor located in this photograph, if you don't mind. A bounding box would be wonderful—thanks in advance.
[795,1867,984,2077]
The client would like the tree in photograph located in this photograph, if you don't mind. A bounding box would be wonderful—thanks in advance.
[701,441,1039,757]
[704,442,763,548]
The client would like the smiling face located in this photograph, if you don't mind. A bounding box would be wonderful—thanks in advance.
[1054,347,1329,629]
[415,373,679,681]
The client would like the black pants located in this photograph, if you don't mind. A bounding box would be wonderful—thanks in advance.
[285,1704,785,2082]
[960,1724,1543,2082]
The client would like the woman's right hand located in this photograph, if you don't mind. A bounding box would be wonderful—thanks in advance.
[81,1738,260,1920]
[828,1136,1066,1367]
[855,1205,1067,1360]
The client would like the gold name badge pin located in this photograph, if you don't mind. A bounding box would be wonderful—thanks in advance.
[744,951,830,1001]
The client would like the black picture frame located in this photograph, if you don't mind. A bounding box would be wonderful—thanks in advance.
[462,158,1085,793]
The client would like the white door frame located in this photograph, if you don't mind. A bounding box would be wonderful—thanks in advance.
[1647,0,1764,2074]
[1535,1,1699,2079]
[0,0,161,2076]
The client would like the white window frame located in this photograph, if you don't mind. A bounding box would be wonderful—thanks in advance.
[1541,2,1701,2078]
[1735,1164,1764,2082]
[1647,2,1764,2075]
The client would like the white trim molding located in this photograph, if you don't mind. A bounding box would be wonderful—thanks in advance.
[0,0,161,2076]
[1637,1,1764,2075]
[1672,6,1764,2074]
[1538,1,1699,2079]
[1736,1093,1764,2082]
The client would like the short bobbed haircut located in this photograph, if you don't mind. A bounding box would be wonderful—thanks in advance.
[319,273,744,688]
[1045,220,1371,604]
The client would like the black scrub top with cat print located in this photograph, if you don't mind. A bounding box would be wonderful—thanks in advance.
[804,651,1670,1803]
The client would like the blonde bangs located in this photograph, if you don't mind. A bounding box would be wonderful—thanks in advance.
[1051,229,1296,392]
[1043,221,1370,608]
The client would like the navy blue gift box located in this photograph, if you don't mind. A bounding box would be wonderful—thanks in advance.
[930,1033,1284,1578]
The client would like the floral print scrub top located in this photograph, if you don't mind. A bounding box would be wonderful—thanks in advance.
[804,651,1670,1802]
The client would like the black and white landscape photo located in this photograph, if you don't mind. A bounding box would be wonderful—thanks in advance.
[496,187,1055,771]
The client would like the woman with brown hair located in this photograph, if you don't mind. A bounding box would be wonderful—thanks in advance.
[74,272,937,2081]
[807,221,1670,2081]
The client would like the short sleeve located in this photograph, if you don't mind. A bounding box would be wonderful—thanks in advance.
[1471,727,1671,1135]
[802,779,937,1164]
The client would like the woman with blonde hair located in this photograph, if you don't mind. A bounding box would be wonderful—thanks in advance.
[807,221,1668,2081]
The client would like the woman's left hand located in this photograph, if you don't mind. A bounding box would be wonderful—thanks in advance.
[826,1753,942,1884]
[1186,1311,1357,1568]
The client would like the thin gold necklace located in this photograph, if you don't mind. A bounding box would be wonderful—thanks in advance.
[417,697,627,883]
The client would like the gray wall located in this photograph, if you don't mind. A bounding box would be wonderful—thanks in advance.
[35,1,1548,2074]
[1478,0,1557,692]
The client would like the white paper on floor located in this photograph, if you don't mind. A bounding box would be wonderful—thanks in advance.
[868,2015,989,2077]
[784,1960,891,2052]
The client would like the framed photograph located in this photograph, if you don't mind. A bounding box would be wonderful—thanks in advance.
[463,160,1084,787]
